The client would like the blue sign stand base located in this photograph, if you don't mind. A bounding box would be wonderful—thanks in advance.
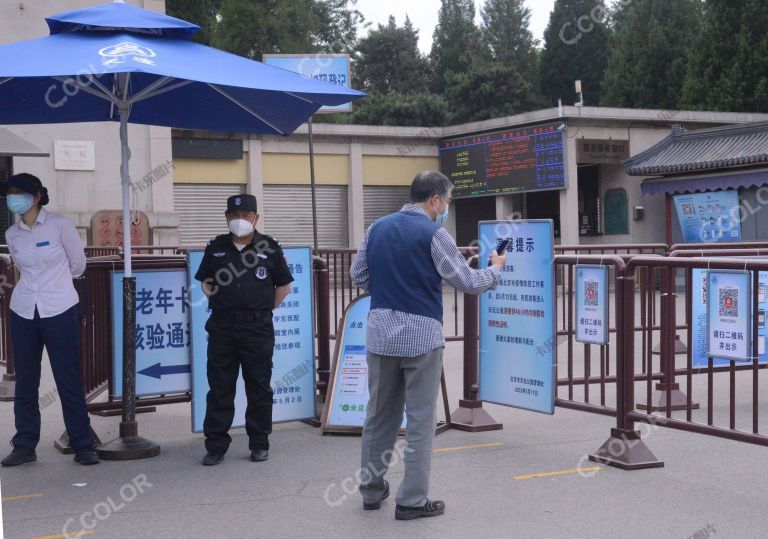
[589,428,664,470]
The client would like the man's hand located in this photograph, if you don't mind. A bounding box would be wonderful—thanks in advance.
[490,250,507,270]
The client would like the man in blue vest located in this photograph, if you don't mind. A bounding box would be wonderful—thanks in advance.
[350,171,506,520]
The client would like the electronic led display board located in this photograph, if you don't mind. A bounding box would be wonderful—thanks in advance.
[439,123,566,198]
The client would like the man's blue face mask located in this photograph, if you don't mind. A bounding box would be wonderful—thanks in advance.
[436,203,449,226]
[433,195,450,226]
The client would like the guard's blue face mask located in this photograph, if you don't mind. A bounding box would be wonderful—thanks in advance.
[7,193,34,215]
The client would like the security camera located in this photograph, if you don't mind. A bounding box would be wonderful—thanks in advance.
[557,123,567,131]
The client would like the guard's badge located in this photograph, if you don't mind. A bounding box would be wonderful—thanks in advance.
[235,197,242,206]
[213,251,226,257]
[256,266,268,280]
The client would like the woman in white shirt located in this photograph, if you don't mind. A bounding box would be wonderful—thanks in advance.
[0,173,98,467]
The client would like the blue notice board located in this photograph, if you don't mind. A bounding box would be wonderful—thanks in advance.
[575,265,609,345]
[112,270,192,398]
[188,247,317,432]
[673,191,741,243]
[707,270,753,362]
[263,54,351,113]
[692,267,767,367]
[322,295,407,431]
[478,220,556,414]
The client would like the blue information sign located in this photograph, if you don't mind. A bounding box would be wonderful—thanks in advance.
[707,270,753,361]
[112,270,192,398]
[478,220,556,414]
[575,265,609,345]
[189,247,317,432]
[322,295,407,431]
[692,268,767,367]
[673,191,741,243]
[263,54,351,113]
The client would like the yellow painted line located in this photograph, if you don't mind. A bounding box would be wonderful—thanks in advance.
[514,466,602,480]
[31,531,95,539]
[433,442,502,453]
[1,492,44,502]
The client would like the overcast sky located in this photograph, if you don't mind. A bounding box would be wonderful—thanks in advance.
[355,0,556,53]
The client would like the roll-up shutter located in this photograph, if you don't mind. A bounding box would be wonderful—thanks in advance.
[174,183,245,245]
[262,185,349,248]
[363,185,410,229]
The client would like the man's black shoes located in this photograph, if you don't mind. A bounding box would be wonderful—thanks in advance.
[1,447,36,467]
[395,499,446,520]
[363,480,390,510]
[202,450,225,466]
[250,449,269,462]
[74,450,100,465]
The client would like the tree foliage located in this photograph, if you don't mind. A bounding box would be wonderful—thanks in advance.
[430,0,485,94]
[680,0,768,112]
[353,16,430,94]
[211,0,362,59]
[540,0,610,107]
[601,0,702,110]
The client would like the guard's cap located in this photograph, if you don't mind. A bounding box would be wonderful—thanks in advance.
[0,173,44,196]
[226,194,257,213]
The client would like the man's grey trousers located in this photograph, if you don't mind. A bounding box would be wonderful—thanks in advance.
[359,347,443,507]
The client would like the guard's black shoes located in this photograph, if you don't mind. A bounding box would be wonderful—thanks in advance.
[250,449,269,462]
[202,450,225,466]
[395,499,446,520]
[1,447,36,467]
[363,480,389,510]
[74,450,100,466]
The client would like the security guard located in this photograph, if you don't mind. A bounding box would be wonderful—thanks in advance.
[194,194,293,466]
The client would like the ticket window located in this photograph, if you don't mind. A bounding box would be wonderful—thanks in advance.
[526,190,561,238]
[455,196,496,247]
[578,165,601,236]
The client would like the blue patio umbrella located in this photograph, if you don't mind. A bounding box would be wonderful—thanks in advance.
[0,0,364,459]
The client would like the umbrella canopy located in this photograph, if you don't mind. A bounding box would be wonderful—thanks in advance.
[0,2,364,135]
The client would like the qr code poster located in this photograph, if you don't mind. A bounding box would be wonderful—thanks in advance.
[718,287,739,318]
[708,271,752,361]
[575,265,609,345]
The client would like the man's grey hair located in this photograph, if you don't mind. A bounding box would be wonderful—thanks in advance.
[409,171,454,203]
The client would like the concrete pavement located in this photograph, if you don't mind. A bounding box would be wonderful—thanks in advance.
[1,339,766,539]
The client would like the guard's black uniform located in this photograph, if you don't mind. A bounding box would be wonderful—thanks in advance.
[194,230,293,453]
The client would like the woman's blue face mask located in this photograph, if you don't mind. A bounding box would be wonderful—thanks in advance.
[7,193,34,215]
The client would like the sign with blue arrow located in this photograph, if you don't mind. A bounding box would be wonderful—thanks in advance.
[111,269,193,397]
[138,362,192,380]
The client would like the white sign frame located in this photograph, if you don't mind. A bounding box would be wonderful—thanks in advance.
[53,139,95,171]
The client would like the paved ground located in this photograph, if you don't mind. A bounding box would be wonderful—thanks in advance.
[2,333,767,539]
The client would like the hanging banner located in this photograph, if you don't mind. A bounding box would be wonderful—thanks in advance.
[112,269,192,398]
[478,220,556,414]
[673,191,741,243]
[707,270,752,361]
[321,295,407,432]
[575,265,609,345]
[189,246,316,432]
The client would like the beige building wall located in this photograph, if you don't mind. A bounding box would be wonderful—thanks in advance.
[1,0,178,244]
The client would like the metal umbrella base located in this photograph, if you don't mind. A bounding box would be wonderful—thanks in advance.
[97,421,161,460]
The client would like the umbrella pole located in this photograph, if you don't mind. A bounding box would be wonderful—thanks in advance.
[308,117,319,251]
[97,103,160,460]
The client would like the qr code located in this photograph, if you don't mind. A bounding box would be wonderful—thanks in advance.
[584,279,599,306]
[701,274,708,305]
[680,202,695,216]
[719,287,738,317]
